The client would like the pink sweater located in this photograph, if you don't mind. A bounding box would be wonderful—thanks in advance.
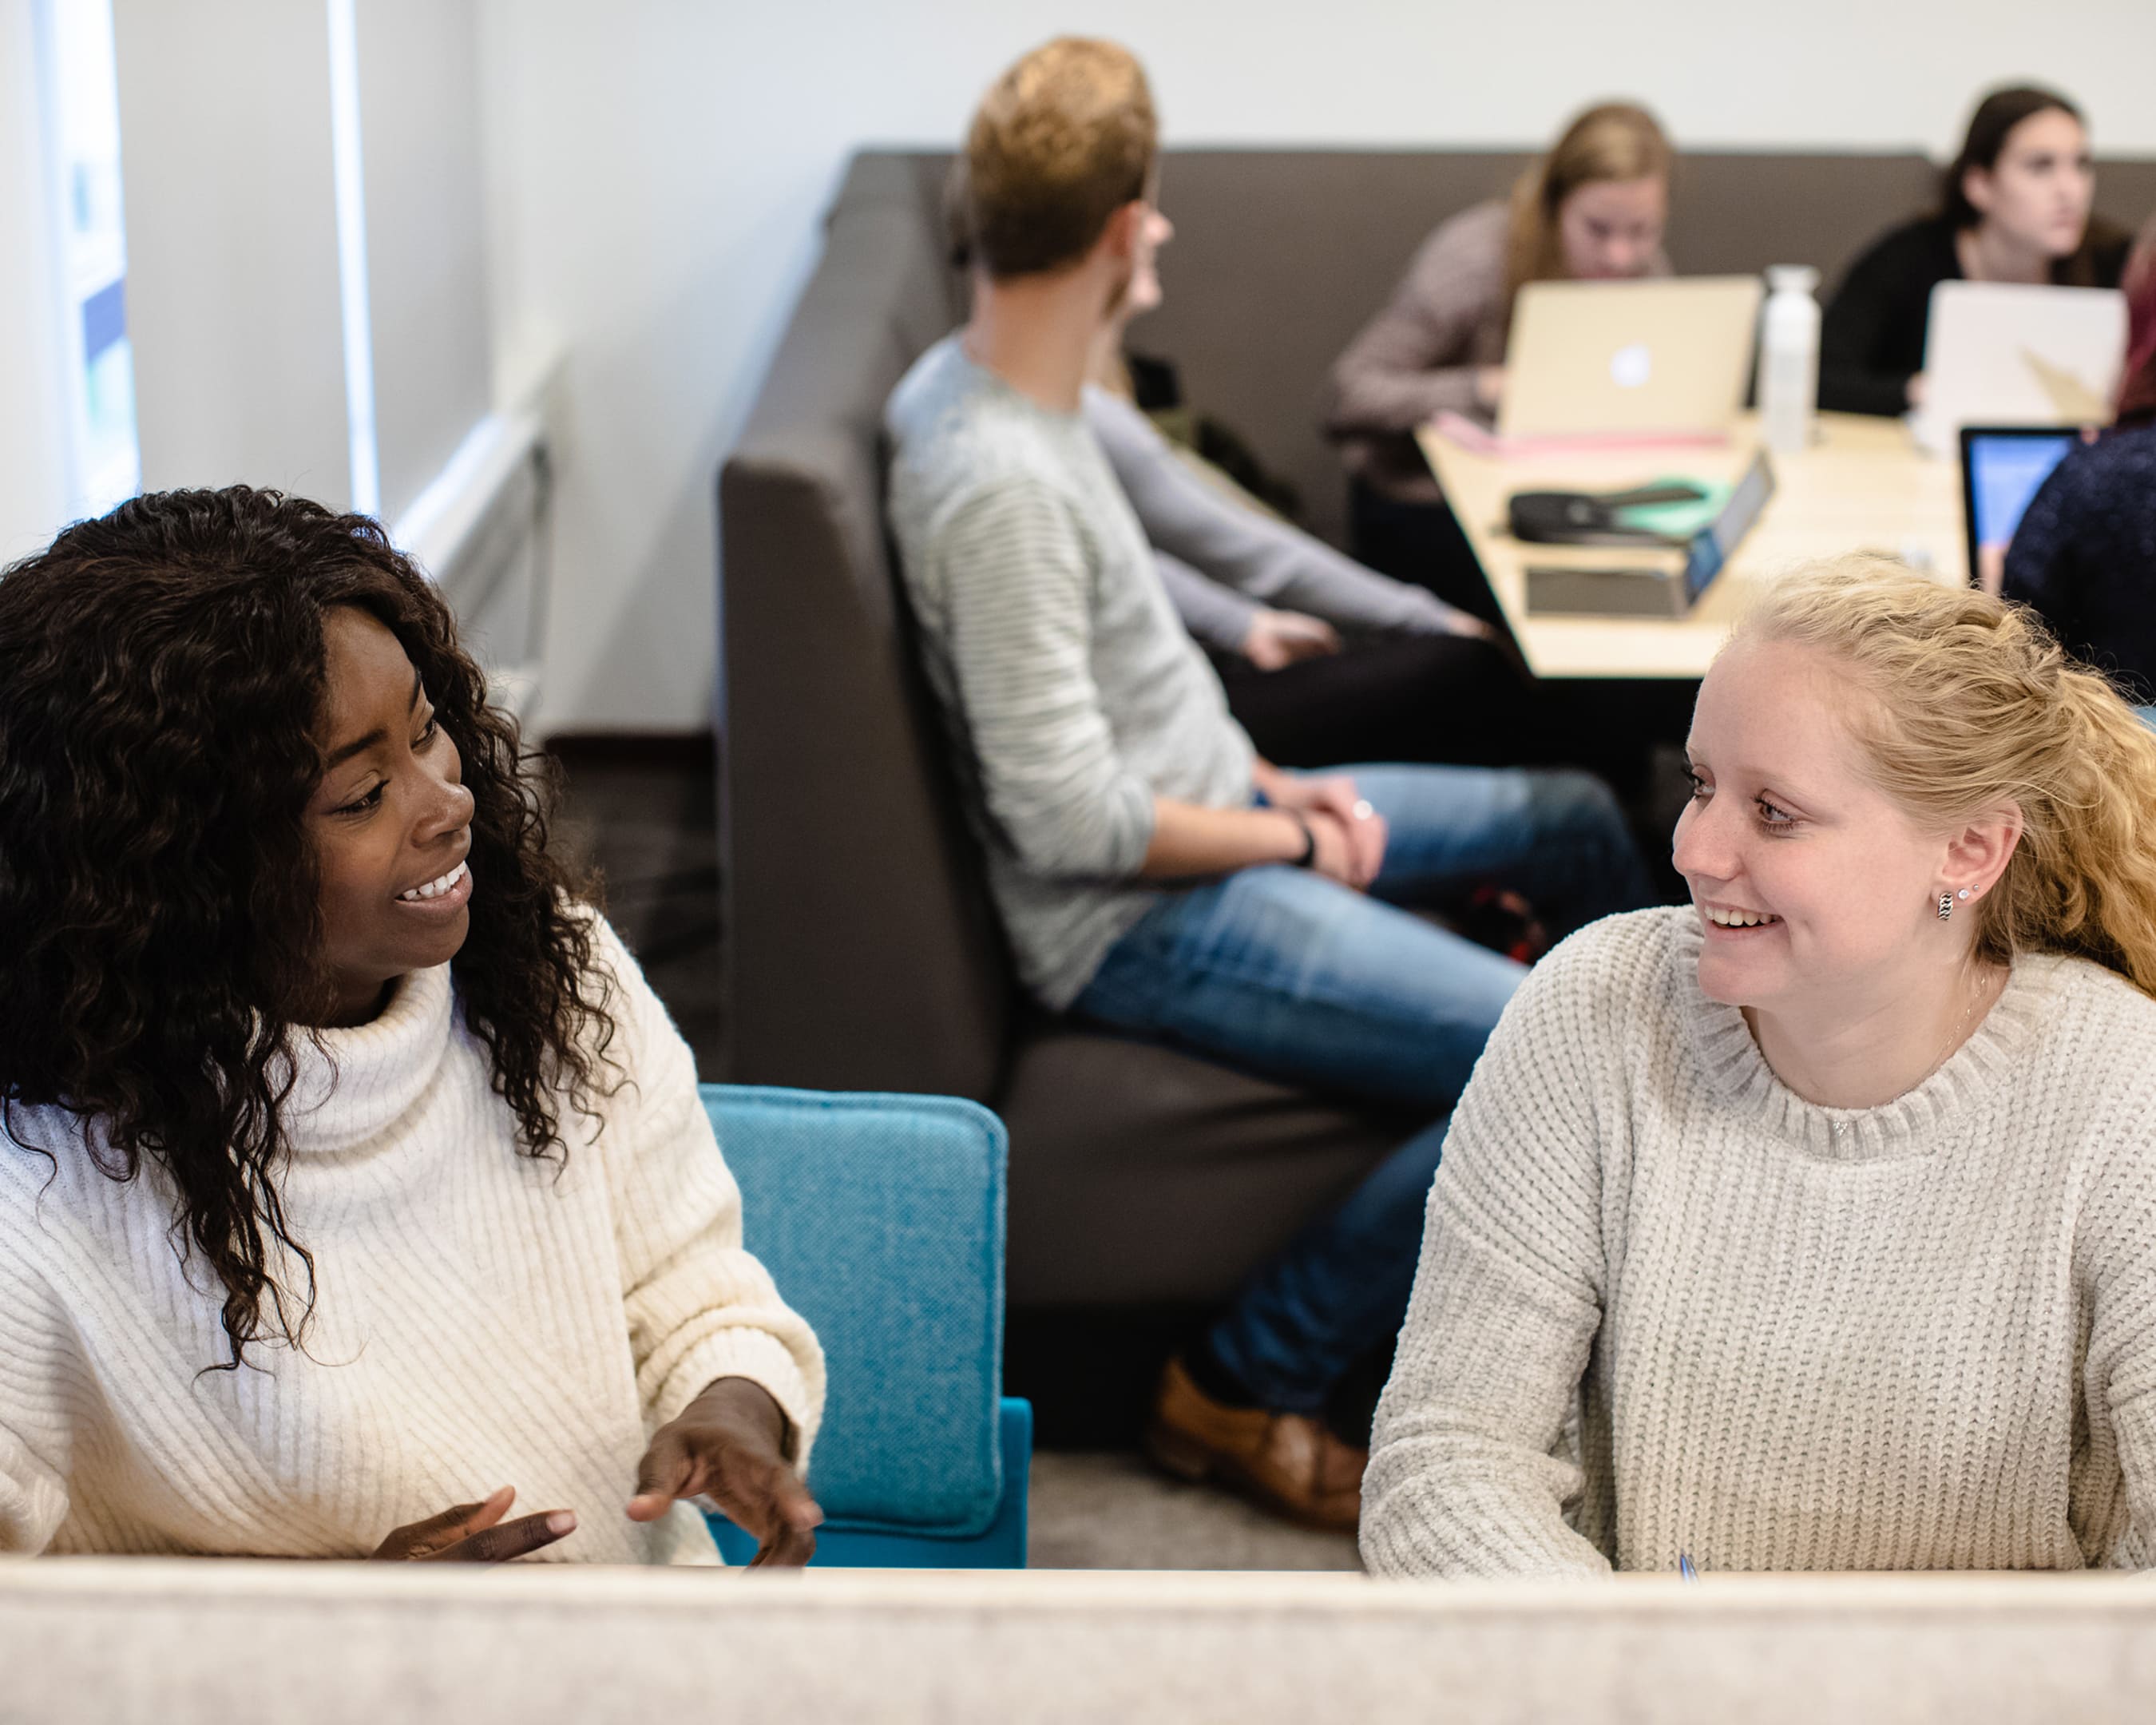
[1327,200,1671,502]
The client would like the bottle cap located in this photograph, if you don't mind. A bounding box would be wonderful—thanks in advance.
[1766,264,1820,293]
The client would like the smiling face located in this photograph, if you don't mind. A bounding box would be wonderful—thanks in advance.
[1557,175,1667,280]
[1673,639,1955,1013]
[1965,107,2095,260]
[305,606,477,1026]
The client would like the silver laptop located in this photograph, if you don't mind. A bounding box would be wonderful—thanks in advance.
[1500,276,1764,440]
[1912,281,2127,455]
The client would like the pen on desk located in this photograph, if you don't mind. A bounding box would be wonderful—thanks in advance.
[1678,1552,1698,1581]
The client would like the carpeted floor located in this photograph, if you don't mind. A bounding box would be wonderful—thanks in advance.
[1026,1453,1360,1571]
[548,737,726,1069]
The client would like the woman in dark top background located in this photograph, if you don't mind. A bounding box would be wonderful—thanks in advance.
[1821,85,2130,417]
[2003,223,2156,704]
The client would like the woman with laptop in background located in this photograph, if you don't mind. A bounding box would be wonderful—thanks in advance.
[1077,185,1664,804]
[2002,220,2156,708]
[1325,102,1674,620]
[1820,85,2131,418]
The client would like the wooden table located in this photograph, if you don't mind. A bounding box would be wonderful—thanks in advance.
[1417,411,1967,680]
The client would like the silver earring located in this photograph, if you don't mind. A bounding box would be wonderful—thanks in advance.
[1937,893,1953,921]
[1958,888,1972,902]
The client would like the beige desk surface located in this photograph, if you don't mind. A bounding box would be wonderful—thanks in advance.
[1417,411,1966,680]
[14,1560,2156,1725]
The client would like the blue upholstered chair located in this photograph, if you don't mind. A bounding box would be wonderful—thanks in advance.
[698,1085,1030,1567]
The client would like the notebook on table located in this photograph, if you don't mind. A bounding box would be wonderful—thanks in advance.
[1523,451,1777,618]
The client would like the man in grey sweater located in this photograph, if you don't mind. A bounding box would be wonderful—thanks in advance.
[886,37,1653,1530]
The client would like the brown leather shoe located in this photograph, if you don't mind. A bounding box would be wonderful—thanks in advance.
[1143,1355,1366,1533]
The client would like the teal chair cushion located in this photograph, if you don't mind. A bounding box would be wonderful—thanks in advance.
[700,1085,1008,1536]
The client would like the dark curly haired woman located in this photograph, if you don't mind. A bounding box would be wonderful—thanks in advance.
[0,487,823,1565]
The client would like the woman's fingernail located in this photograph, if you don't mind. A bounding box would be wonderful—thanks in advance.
[548,1512,577,1535]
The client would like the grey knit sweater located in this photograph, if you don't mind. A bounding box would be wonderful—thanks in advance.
[1363,906,2156,1576]
[884,336,1255,1009]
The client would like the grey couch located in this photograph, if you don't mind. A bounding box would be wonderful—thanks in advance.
[717,148,2156,1332]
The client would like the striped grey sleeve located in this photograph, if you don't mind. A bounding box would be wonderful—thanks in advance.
[1154,549,1260,655]
[1086,389,1455,638]
[934,481,1158,879]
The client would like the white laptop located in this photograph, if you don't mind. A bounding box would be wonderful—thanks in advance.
[1912,280,2127,454]
[1500,276,1764,441]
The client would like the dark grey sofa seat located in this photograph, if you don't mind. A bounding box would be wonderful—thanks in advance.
[719,148,2156,1321]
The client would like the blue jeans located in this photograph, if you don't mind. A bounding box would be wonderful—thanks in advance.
[1073,763,1654,1414]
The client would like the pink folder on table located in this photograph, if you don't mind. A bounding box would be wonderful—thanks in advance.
[1429,410,1731,460]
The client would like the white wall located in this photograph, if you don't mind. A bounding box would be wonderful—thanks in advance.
[358,0,493,525]
[0,0,69,568]
[113,0,354,509]
[476,0,2156,734]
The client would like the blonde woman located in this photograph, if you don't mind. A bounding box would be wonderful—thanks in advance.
[1364,560,2156,1576]
[1326,102,1674,577]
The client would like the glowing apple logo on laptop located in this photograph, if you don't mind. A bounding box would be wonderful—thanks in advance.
[1610,343,1653,389]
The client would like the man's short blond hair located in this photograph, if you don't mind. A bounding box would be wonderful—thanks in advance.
[963,38,1157,280]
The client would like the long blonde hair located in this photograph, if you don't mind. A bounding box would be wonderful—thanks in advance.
[1734,559,2156,995]
[1504,102,1673,309]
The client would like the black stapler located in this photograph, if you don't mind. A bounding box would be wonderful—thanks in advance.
[1507,482,1707,547]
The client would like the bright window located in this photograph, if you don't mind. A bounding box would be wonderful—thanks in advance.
[39,0,139,516]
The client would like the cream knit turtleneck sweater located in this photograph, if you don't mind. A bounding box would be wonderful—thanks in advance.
[0,917,823,1564]
[1363,907,2156,1577]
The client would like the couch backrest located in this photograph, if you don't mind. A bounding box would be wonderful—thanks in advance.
[719,153,1010,1099]
[2097,161,2156,254]
[719,146,2155,1095]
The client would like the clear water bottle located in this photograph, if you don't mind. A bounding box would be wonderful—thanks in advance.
[1758,265,1821,454]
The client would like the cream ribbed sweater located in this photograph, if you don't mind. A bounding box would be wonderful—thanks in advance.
[1363,907,2156,1576]
[0,918,823,1564]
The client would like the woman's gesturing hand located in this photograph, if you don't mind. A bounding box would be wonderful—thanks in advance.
[627,1377,822,1567]
[371,1485,576,1562]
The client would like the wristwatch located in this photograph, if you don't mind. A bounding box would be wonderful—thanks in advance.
[1287,811,1318,868]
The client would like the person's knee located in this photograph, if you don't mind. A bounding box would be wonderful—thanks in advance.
[1531,767,1628,837]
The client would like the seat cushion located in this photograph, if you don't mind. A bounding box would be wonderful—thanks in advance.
[995,1024,1415,1308]
[703,1085,1007,1536]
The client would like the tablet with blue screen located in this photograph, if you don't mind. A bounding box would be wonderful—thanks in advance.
[1960,426,2083,588]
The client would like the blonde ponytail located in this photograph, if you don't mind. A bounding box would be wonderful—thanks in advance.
[1735,558,2156,997]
